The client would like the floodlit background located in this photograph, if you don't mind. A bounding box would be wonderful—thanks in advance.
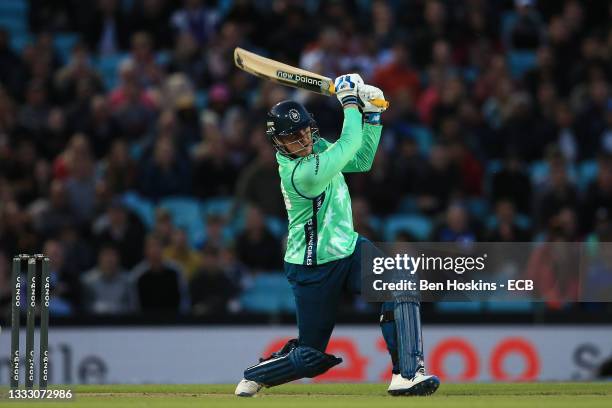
[0,0,612,385]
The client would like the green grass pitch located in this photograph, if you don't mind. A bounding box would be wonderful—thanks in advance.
[2,383,611,407]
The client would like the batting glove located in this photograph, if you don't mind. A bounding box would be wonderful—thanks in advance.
[359,84,386,125]
[334,73,364,109]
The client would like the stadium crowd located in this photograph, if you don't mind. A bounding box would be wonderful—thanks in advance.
[1,0,612,316]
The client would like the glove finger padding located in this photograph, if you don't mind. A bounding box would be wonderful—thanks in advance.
[334,73,364,108]
[359,84,386,113]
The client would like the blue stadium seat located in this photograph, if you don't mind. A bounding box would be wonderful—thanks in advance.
[96,53,128,89]
[121,191,156,229]
[411,126,433,156]
[266,216,287,239]
[160,197,205,247]
[487,213,532,230]
[9,32,30,51]
[384,215,432,241]
[54,33,80,63]
[201,197,233,217]
[0,0,28,15]
[485,301,534,312]
[578,160,598,191]
[466,198,490,219]
[483,160,502,195]
[398,195,419,214]
[435,301,483,313]
[0,19,27,35]
[529,160,577,186]
[241,273,293,313]
[507,50,536,79]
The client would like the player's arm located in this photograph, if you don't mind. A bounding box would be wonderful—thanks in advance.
[342,85,386,173]
[293,74,364,197]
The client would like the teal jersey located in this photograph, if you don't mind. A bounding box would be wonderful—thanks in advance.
[276,108,383,265]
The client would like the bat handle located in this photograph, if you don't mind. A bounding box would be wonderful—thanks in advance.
[370,98,390,109]
[327,83,390,109]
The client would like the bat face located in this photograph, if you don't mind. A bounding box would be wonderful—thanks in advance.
[234,47,334,96]
[234,47,389,109]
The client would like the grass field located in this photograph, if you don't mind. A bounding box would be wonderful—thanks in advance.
[1,383,612,408]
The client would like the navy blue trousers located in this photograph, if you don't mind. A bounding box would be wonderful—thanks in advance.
[285,236,399,372]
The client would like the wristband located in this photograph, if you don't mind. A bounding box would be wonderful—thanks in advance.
[364,112,382,125]
[340,95,364,108]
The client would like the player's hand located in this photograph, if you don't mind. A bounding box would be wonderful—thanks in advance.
[334,73,364,109]
[359,85,386,113]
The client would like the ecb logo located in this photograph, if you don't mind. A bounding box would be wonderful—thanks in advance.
[288,109,301,122]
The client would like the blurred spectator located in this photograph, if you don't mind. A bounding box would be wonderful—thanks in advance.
[525,225,581,301]
[503,0,544,50]
[43,239,80,315]
[349,149,399,216]
[234,130,284,217]
[29,0,76,33]
[192,133,238,199]
[434,203,478,242]
[389,136,426,196]
[581,154,612,233]
[0,29,26,98]
[55,43,104,103]
[81,244,136,314]
[76,95,121,158]
[130,0,174,49]
[372,42,420,101]
[486,199,531,242]
[447,139,484,196]
[109,61,157,141]
[601,99,612,155]
[535,148,578,227]
[99,139,137,194]
[201,214,231,251]
[151,208,174,247]
[132,234,187,313]
[139,136,192,200]
[352,197,380,241]
[163,227,202,281]
[412,0,452,68]
[0,251,10,314]
[171,0,219,46]
[300,26,343,78]
[235,206,282,271]
[63,135,98,223]
[94,200,145,269]
[189,246,238,315]
[167,33,208,88]
[123,31,164,87]
[81,0,130,55]
[490,153,532,214]
[4,139,41,205]
[575,78,609,159]
[18,80,50,136]
[416,144,461,215]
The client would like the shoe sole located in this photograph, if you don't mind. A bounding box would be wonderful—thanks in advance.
[236,392,256,397]
[388,376,440,396]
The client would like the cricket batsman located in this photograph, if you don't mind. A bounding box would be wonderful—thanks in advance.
[235,74,440,396]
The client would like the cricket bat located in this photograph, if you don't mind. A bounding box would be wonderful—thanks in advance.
[234,47,389,109]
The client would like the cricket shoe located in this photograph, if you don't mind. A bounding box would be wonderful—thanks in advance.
[235,379,263,397]
[387,369,440,396]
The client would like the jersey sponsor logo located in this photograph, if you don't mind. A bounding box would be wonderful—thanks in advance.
[288,109,301,122]
[303,192,325,266]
